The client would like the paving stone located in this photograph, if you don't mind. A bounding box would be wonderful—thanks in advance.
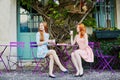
[0,70,120,80]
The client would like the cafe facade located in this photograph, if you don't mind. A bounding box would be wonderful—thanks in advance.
[0,0,120,69]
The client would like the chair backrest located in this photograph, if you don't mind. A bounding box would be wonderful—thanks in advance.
[88,42,100,49]
[88,42,95,49]
[88,42,101,57]
[9,42,25,58]
[30,42,38,48]
[95,48,103,57]
[10,42,24,48]
[94,42,100,49]
[93,42,104,57]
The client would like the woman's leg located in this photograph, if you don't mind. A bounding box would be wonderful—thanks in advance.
[47,50,67,71]
[74,50,83,75]
[48,54,55,76]
[71,52,80,75]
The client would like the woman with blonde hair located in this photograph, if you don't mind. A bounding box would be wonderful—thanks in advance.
[70,23,94,77]
[36,22,68,78]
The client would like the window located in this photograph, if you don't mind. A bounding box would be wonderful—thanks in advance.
[95,0,115,28]
[19,7,43,32]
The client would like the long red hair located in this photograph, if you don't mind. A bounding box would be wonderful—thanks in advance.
[43,22,48,33]
[39,22,48,41]
[78,23,86,38]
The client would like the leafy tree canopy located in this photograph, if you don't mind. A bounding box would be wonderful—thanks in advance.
[20,0,96,42]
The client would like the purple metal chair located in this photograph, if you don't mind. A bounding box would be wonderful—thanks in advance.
[0,45,8,71]
[88,42,94,49]
[30,42,49,74]
[7,42,25,70]
[94,42,115,73]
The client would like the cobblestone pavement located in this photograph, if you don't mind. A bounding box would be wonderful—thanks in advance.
[0,70,120,80]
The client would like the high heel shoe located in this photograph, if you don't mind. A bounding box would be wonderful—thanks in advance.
[63,70,69,73]
[49,75,56,78]
[74,74,80,77]
[79,73,84,77]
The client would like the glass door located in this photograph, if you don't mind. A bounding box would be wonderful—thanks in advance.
[17,2,43,60]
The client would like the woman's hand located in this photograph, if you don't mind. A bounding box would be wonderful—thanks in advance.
[48,39,56,44]
[47,40,52,43]
[70,30,73,36]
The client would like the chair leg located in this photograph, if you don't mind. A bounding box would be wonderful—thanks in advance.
[1,57,8,72]
[33,59,42,73]
[102,57,115,73]
[89,63,93,72]
[6,56,11,70]
[0,71,2,75]
[17,60,23,71]
[32,58,49,75]
[7,57,23,71]
[97,56,115,73]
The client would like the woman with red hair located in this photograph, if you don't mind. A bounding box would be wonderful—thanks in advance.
[70,23,94,77]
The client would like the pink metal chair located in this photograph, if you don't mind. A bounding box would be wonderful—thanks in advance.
[7,42,25,70]
[30,42,49,74]
[0,45,8,71]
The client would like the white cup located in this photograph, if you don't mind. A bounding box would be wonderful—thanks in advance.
[52,39,55,44]
[70,30,73,35]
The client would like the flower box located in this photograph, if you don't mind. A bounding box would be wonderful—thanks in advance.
[95,30,120,39]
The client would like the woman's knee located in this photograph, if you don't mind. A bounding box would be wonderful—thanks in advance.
[49,55,54,59]
[49,50,57,55]
[71,52,75,57]
[74,51,80,57]
[74,51,83,59]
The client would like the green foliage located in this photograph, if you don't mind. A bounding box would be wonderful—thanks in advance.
[48,0,59,7]
[116,35,120,44]
[19,0,33,10]
[47,0,68,26]
[82,16,96,28]
[86,0,92,3]
[48,7,68,19]
[100,41,113,55]
[95,27,119,31]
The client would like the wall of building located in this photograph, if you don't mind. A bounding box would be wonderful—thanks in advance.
[0,0,17,69]
[116,0,120,29]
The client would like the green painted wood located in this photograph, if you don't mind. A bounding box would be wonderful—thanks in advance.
[17,1,39,60]
[18,33,36,60]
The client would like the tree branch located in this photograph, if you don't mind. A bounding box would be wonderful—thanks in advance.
[78,2,96,24]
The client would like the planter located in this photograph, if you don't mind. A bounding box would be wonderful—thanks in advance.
[95,30,120,39]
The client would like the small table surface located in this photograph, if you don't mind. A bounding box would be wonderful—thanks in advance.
[48,43,78,47]
[0,44,10,46]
